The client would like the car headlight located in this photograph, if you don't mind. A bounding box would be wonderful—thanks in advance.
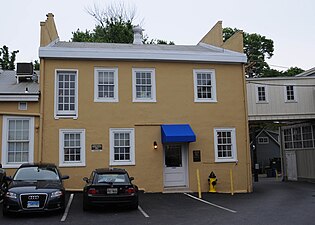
[51,190,63,198]
[6,191,17,199]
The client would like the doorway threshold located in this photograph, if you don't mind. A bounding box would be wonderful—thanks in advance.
[163,187,192,193]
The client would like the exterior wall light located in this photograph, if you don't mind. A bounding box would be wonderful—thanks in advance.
[153,141,158,150]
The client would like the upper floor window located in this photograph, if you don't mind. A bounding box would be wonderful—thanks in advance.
[285,85,297,102]
[258,137,269,144]
[1,116,34,168]
[59,129,85,167]
[109,128,135,165]
[256,85,268,103]
[132,68,156,102]
[55,70,78,119]
[193,69,217,102]
[214,128,237,162]
[94,68,118,102]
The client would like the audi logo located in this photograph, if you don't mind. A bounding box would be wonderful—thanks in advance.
[28,195,39,200]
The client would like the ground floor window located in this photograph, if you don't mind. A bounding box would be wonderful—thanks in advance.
[109,128,135,165]
[1,116,34,168]
[59,129,85,167]
[283,125,315,150]
[214,128,237,162]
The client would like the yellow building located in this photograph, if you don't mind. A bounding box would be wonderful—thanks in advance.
[0,65,40,175]
[36,13,252,193]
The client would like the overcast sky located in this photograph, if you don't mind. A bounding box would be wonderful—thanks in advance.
[0,0,314,71]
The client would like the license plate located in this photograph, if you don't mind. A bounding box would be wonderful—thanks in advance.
[107,188,118,194]
[27,201,40,208]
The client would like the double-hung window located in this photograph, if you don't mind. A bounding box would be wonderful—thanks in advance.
[1,116,34,168]
[59,129,85,167]
[55,70,78,119]
[256,85,268,103]
[193,69,217,102]
[109,128,135,165]
[214,128,237,162]
[132,68,156,102]
[285,85,297,102]
[94,68,118,102]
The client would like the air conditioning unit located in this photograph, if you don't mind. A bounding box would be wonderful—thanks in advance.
[16,63,34,83]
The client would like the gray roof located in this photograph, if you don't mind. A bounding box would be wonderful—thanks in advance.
[0,70,39,94]
[39,41,247,63]
[295,67,315,77]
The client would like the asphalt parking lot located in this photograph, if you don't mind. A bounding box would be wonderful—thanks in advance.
[1,177,314,225]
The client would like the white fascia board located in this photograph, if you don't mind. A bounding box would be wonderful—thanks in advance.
[39,47,247,63]
[0,95,39,101]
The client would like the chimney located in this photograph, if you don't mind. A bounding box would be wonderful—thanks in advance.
[133,25,144,45]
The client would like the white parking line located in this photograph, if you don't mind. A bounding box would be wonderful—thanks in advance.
[138,205,150,218]
[184,193,237,213]
[61,193,74,222]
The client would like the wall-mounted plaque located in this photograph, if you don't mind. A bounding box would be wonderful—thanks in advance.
[91,144,102,151]
[193,150,201,162]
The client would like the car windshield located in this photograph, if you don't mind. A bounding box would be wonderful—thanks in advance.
[95,173,129,184]
[14,166,60,181]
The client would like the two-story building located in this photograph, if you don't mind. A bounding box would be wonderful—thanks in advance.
[15,13,252,193]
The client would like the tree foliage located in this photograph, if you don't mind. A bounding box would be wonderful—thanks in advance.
[223,28,274,77]
[72,2,173,45]
[0,45,19,70]
[34,60,40,70]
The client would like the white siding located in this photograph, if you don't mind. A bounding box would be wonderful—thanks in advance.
[247,77,315,121]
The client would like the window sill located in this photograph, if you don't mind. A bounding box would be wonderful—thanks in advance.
[132,99,156,103]
[215,159,238,163]
[59,162,86,167]
[55,115,78,120]
[109,161,135,166]
[94,98,119,103]
[194,99,217,103]
[0,163,25,169]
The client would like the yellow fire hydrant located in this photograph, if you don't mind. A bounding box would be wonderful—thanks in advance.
[208,171,217,193]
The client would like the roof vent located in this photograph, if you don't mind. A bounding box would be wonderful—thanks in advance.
[16,63,34,83]
[133,25,144,45]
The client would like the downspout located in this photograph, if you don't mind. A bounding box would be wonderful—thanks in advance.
[38,58,45,163]
[241,64,252,192]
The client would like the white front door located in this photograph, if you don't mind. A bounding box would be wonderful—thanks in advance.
[163,144,188,187]
[286,151,298,181]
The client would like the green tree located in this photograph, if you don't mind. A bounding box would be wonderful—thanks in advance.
[223,28,274,77]
[72,2,173,44]
[0,45,19,70]
[283,67,304,76]
[34,60,40,70]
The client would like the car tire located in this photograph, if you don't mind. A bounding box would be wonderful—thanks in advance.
[2,206,10,217]
[83,203,90,211]
[131,201,138,210]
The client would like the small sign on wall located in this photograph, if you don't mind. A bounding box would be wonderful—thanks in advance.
[193,150,201,162]
[91,144,102,151]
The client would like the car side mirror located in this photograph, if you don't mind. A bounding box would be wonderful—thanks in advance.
[129,177,134,181]
[61,175,69,180]
[83,177,89,183]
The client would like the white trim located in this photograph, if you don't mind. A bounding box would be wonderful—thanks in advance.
[0,95,39,102]
[132,68,156,102]
[59,129,86,167]
[193,69,217,102]
[94,67,119,102]
[214,128,237,163]
[39,46,247,63]
[109,128,135,166]
[1,116,34,168]
[255,84,269,103]
[284,84,298,103]
[54,69,79,119]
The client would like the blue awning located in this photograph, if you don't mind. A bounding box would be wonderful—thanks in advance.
[161,124,196,143]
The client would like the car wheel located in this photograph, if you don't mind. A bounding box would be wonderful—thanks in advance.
[131,201,138,210]
[83,198,90,211]
[2,206,10,217]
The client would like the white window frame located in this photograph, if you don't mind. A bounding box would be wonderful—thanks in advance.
[132,68,156,102]
[18,102,27,110]
[109,128,135,166]
[59,129,86,167]
[284,84,297,103]
[258,137,269,144]
[255,85,268,103]
[1,116,34,168]
[94,67,119,102]
[193,69,217,102]
[214,128,237,163]
[54,69,79,119]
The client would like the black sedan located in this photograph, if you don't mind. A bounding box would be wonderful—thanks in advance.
[83,168,138,211]
[2,163,69,216]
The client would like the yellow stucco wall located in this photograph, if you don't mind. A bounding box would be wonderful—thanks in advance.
[0,101,40,176]
[40,59,251,193]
